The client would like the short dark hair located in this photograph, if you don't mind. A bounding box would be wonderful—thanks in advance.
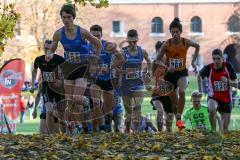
[155,41,164,51]
[169,17,182,32]
[60,4,76,19]
[90,24,103,35]
[127,29,138,38]
[44,39,52,45]
[212,48,223,57]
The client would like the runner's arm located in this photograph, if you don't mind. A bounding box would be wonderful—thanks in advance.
[50,30,61,54]
[33,82,42,119]
[226,63,238,88]
[187,39,200,70]
[197,73,203,93]
[198,65,210,93]
[31,58,39,92]
[156,41,167,63]
[81,28,102,64]
[142,49,151,74]
[118,39,128,49]
[111,50,124,69]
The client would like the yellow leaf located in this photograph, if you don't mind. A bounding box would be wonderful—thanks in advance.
[203,155,212,160]
[173,143,181,147]
[152,144,161,151]
[187,143,193,149]
[100,142,108,149]
[50,154,58,159]
[0,145,4,151]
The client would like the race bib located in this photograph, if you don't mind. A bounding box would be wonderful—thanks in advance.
[65,52,81,63]
[126,68,141,80]
[169,58,184,69]
[155,81,174,95]
[42,72,56,82]
[214,81,228,91]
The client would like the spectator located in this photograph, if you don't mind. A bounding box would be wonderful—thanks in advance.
[27,95,35,120]
[19,96,26,124]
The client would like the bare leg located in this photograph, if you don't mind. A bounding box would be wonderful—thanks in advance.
[153,100,164,132]
[208,99,218,131]
[45,102,56,134]
[132,90,144,132]
[221,113,231,133]
[166,113,173,132]
[90,84,104,132]
[122,96,132,133]
[39,119,48,135]
[103,90,114,131]
[176,76,188,120]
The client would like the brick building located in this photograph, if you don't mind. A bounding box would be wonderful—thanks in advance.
[93,0,240,72]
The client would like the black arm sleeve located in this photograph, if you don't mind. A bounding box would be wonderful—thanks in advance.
[199,65,210,79]
[33,57,39,70]
[226,63,237,80]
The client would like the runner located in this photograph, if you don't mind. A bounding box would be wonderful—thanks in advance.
[119,29,151,133]
[31,40,65,134]
[89,24,124,132]
[157,17,200,129]
[198,48,238,133]
[150,60,174,132]
[131,115,157,133]
[182,91,212,131]
[49,4,102,126]
[30,40,64,134]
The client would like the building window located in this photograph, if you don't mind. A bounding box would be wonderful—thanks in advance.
[112,21,120,33]
[111,21,125,37]
[151,17,163,33]
[190,16,202,32]
[228,15,240,32]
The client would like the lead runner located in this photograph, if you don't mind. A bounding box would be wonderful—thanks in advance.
[157,17,200,129]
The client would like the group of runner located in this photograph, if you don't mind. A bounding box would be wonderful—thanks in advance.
[30,4,238,134]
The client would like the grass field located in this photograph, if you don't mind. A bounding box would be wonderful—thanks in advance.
[16,76,240,134]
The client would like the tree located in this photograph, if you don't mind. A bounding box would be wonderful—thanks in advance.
[71,0,109,8]
[0,2,20,56]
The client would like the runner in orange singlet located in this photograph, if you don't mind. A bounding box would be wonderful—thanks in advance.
[157,17,200,129]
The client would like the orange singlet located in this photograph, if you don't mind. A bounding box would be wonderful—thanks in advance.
[166,38,188,71]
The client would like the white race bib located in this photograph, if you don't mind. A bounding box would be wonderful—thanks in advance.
[126,68,141,80]
[42,72,56,82]
[214,81,228,91]
[65,52,81,63]
[169,58,184,69]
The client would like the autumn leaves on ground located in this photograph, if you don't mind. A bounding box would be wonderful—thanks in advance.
[0,131,240,160]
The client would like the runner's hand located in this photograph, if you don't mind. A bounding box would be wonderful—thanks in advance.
[106,43,117,52]
[100,65,109,74]
[29,87,34,93]
[192,63,198,75]
[221,76,228,83]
